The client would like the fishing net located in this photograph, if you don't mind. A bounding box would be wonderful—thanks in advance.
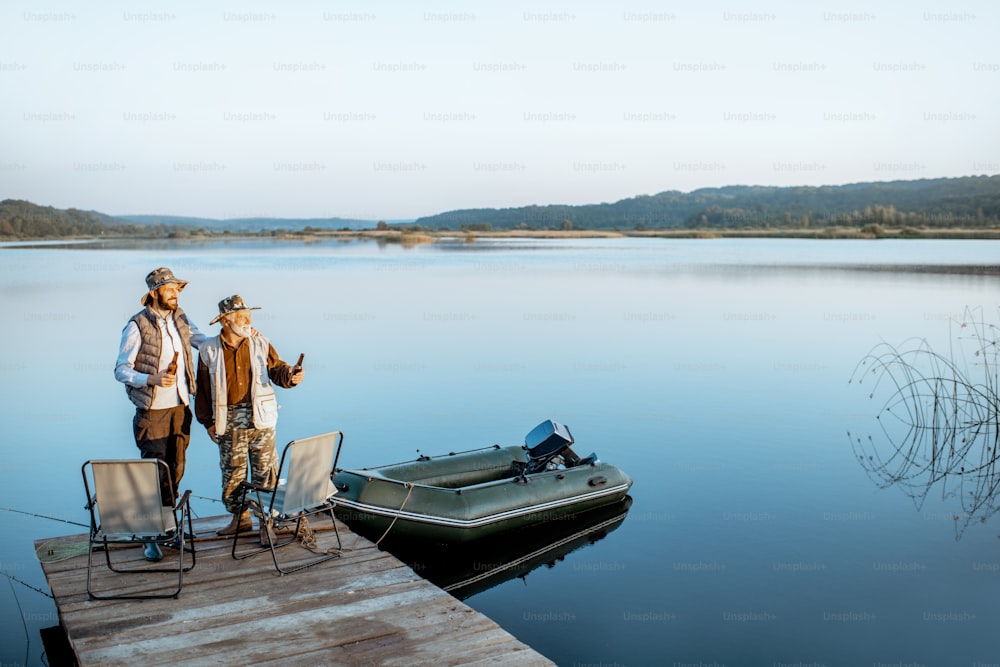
[35,539,91,563]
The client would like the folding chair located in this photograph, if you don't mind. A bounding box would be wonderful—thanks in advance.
[82,459,196,600]
[232,431,344,574]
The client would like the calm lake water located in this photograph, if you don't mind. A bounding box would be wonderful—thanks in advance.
[1,237,998,666]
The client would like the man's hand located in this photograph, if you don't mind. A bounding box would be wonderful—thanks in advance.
[147,371,176,387]
[290,367,304,386]
[207,425,219,444]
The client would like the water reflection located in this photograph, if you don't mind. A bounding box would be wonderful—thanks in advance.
[3,238,999,665]
[352,497,631,600]
[849,308,1000,537]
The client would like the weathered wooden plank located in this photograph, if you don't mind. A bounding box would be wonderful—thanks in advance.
[35,514,554,666]
[52,528,394,611]
[68,574,434,654]
[76,586,447,664]
[57,545,406,615]
[63,558,425,651]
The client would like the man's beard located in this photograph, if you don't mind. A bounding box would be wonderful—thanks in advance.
[154,291,178,311]
[229,322,251,339]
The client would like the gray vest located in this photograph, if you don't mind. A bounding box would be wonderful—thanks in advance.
[125,307,196,409]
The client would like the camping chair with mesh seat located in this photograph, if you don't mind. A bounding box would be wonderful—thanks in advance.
[232,431,344,574]
[82,459,196,600]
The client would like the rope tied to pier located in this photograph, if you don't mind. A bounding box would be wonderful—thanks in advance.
[273,514,340,556]
[297,517,335,555]
[373,482,414,548]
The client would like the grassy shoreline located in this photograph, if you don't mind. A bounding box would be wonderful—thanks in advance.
[297,227,1000,243]
[4,227,1000,245]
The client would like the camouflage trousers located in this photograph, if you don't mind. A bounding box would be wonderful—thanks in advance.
[217,403,278,514]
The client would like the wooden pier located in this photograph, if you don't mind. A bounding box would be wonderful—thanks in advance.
[34,513,554,666]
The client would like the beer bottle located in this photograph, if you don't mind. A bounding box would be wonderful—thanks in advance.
[167,351,179,375]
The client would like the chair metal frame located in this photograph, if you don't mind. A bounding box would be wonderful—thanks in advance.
[82,459,196,600]
[231,431,344,574]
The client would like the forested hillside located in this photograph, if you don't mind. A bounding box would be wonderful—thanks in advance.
[0,200,373,239]
[0,200,153,239]
[4,175,999,239]
[414,176,1000,231]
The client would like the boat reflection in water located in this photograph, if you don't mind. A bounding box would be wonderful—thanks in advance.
[849,309,1000,538]
[352,497,632,600]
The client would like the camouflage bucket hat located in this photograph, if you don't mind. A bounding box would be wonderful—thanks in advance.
[141,267,188,305]
[210,294,262,325]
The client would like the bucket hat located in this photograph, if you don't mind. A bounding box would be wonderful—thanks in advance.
[210,294,261,325]
[141,267,188,305]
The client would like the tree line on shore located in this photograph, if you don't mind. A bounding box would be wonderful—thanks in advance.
[414,175,1000,232]
[2,175,999,240]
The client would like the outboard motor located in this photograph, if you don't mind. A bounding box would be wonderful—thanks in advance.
[523,419,592,474]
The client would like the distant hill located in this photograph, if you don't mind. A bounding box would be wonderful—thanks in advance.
[0,199,147,239]
[0,201,393,240]
[4,175,1000,240]
[414,175,1000,231]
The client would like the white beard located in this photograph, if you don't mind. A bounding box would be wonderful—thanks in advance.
[230,323,252,339]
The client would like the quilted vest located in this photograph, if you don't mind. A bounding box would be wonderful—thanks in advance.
[125,307,196,409]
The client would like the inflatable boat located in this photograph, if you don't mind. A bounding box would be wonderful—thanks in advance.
[332,420,633,543]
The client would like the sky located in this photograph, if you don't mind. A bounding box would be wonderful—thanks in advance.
[1,1,998,221]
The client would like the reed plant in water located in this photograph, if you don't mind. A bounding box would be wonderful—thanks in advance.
[849,307,1000,538]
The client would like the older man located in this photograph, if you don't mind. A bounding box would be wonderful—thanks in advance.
[195,295,304,536]
[115,268,206,560]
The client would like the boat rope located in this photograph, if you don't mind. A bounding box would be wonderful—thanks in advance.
[296,517,339,556]
[372,482,414,548]
[0,507,89,528]
[269,511,356,556]
[297,517,320,551]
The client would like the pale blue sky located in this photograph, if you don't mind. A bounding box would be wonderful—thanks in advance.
[2,1,997,220]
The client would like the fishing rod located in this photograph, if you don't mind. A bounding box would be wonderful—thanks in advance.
[0,507,88,528]
[1,570,53,598]
[4,494,223,521]
[191,494,224,504]
[5,577,30,667]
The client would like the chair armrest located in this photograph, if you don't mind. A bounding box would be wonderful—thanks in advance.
[174,489,193,511]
